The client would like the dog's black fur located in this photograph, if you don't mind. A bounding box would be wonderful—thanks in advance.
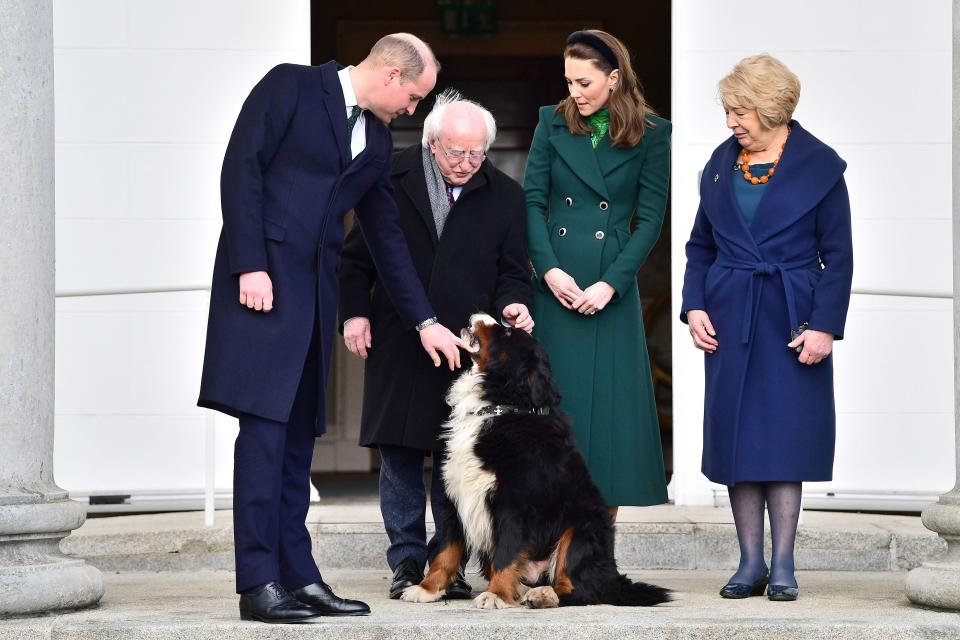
[406,316,670,608]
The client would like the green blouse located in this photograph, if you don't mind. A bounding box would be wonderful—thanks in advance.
[587,108,610,149]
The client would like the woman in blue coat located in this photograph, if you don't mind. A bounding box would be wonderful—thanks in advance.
[680,55,853,601]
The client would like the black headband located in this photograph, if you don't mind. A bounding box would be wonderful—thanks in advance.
[565,31,620,71]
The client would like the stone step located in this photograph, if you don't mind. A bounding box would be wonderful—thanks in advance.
[61,505,947,574]
[2,570,958,639]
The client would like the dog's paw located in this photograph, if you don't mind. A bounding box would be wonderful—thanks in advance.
[520,586,559,609]
[400,584,442,603]
[473,591,515,609]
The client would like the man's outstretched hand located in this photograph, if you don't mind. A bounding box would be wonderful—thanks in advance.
[419,322,470,371]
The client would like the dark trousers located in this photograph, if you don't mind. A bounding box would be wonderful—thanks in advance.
[233,341,322,594]
[378,445,448,571]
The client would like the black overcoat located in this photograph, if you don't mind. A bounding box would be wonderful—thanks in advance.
[198,62,433,432]
[339,145,531,451]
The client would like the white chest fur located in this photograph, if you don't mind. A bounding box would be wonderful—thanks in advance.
[441,367,497,555]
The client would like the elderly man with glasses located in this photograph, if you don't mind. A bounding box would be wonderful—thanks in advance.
[338,88,532,600]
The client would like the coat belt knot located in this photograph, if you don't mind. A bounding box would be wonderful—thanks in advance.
[714,255,820,344]
[753,262,776,276]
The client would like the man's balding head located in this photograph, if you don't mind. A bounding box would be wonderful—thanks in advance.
[354,33,439,124]
[368,33,440,82]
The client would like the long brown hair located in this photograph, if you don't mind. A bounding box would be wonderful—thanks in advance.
[557,30,656,147]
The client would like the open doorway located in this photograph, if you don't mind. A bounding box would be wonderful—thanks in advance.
[311,1,674,489]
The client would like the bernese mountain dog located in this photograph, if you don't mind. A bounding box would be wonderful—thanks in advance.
[401,313,671,609]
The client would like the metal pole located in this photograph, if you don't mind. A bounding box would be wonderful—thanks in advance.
[204,410,216,527]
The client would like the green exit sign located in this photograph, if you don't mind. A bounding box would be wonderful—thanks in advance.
[437,1,499,36]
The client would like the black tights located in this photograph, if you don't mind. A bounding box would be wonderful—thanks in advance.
[728,481,801,588]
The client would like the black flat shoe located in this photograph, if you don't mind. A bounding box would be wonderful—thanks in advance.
[444,571,473,600]
[767,584,799,601]
[239,581,322,623]
[719,573,769,599]
[291,581,371,616]
[389,557,424,600]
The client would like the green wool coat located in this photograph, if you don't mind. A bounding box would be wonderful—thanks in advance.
[524,105,671,506]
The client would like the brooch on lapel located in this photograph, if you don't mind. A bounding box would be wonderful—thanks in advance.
[713,174,719,183]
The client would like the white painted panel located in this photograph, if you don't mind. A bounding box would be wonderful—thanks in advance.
[675,51,951,146]
[55,143,130,219]
[56,143,226,220]
[54,415,208,492]
[851,218,953,295]
[127,0,309,51]
[52,0,310,505]
[52,0,126,48]
[840,144,951,220]
[213,413,239,488]
[128,144,226,220]
[55,293,208,415]
[55,218,221,291]
[54,49,293,143]
[835,295,953,415]
[826,412,955,494]
[675,0,950,53]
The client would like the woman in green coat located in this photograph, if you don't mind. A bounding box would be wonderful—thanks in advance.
[524,30,671,515]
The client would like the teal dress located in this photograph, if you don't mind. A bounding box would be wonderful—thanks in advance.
[732,162,773,227]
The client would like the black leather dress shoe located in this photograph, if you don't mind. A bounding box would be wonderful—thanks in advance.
[239,581,322,623]
[767,584,799,601]
[389,557,424,599]
[291,581,370,616]
[444,570,473,599]
[719,573,769,599]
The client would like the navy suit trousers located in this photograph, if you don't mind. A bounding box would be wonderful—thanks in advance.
[378,445,448,571]
[233,327,322,594]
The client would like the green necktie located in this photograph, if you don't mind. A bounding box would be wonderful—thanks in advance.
[346,106,362,160]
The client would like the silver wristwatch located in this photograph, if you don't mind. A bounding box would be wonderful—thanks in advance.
[415,316,438,332]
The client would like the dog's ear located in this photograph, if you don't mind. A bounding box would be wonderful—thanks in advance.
[511,334,560,408]
[526,342,562,407]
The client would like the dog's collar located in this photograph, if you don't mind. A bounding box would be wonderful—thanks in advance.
[471,404,550,417]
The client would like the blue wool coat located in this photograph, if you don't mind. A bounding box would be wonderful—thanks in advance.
[198,62,433,432]
[680,121,853,486]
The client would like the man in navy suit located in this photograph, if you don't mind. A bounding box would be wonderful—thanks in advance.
[198,33,467,624]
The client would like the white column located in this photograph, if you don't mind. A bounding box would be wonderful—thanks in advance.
[0,0,103,615]
[905,0,960,610]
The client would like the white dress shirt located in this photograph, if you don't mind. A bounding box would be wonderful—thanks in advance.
[337,66,366,159]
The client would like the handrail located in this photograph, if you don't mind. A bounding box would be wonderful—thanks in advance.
[56,283,210,297]
[851,287,952,299]
[51,279,952,527]
[54,284,954,299]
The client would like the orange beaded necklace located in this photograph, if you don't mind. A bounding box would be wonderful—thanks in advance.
[738,126,791,185]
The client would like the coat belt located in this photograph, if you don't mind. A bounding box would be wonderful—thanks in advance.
[713,256,821,343]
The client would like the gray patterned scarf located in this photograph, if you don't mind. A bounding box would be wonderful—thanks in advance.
[422,144,451,237]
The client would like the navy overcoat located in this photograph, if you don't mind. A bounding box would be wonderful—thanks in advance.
[680,121,853,486]
[198,62,433,432]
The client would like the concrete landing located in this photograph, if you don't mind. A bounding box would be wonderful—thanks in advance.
[61,505,946,573]
[3,569,959,639]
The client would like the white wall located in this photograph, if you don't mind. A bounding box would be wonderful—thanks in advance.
[671,0,954,507]
[52,0,310,506]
